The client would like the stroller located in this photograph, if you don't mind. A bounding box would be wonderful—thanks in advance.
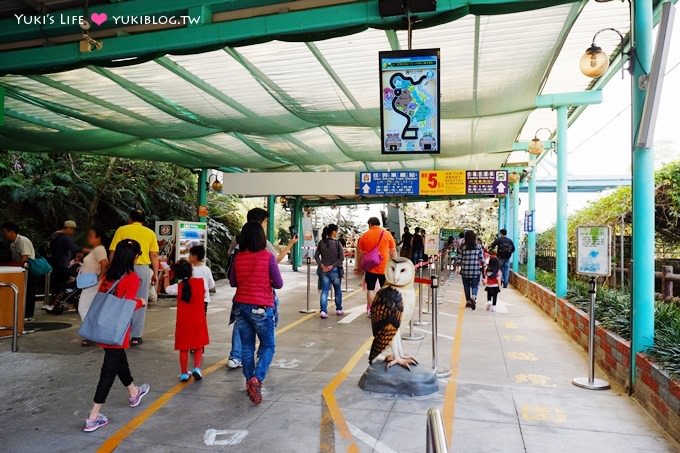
[45,257,82,315]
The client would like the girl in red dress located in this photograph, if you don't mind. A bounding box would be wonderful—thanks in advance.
[172,259,209,382]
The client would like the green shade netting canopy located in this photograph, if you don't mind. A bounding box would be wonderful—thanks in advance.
[0,0,631,172]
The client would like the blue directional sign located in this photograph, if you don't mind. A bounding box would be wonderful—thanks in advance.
[359,171,419,196]
[524,210,535,233]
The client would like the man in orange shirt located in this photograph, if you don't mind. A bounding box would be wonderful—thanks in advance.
[355,217,398,315]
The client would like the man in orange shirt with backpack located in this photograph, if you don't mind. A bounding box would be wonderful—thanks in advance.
[355,217,398,316]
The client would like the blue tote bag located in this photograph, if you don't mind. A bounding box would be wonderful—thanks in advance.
[78,280,136,346]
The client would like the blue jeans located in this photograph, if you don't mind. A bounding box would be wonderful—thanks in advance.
[320,268,343,313]
[462,276,480,302]
[412,249,424,264]
[230,293,279,362]
[499,258,511,288]
[234,303,276,383]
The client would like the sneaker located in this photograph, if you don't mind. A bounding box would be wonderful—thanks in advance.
[491,306,497,312]
[83,414,109,432]
[336,310,344,316]
[486,302,491,311]
[192,368,203,381]
[227,358,242,369]
[471,299,476,311]
[129,383,150,407]
[465,301,471,308]
[246,377,263,405]
[24,317,33,322]
[179,372,191,382]
[320,311,328,319]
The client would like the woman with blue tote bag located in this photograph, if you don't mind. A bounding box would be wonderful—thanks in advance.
[82,239,150,433]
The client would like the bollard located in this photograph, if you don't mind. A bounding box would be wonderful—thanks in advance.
[572,277,609,390]
[414,261,430,326]
[43,271,51,303]
[431,275,451,378]
[299,255,318,314]
[0,282,20,352]
[662,265,673,300]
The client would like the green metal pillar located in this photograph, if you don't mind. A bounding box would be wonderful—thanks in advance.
[527,155,537,281]
[198,169,208,222]
[503,194,510,231]
[631,0,655,364]
[293,197,303,271]
[555,105,569,298]
[511,181,520,272]
[267,195,276,243]
[497,201,503,235]
[0,85,5,126]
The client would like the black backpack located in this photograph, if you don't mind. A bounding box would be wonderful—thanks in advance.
[497,240,513,259]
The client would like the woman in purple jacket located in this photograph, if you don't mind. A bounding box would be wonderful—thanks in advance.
[229,221,283,405]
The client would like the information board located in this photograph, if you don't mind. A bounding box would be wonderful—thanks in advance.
[424,234,440,256]
[439,228,462,241]
[358,170,509,196]
[419,170,466,195]
[576,226,611,277]
[379,49,440,154]
[360,171,419,196]
[466,170,508,195]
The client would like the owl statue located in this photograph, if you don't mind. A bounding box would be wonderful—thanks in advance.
[369,256,418,370]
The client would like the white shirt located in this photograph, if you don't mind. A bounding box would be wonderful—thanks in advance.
[166,263,216,303]
[81,245,107,275]
[10,234,35,261]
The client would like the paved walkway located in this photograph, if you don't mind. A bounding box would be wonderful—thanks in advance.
[0,266,677,452]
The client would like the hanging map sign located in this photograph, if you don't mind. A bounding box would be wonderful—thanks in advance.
[358,170,508,196]
[379,49,440,154]
[576,226,611,277]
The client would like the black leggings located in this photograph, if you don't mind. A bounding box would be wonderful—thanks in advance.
[94,348,134,404]
[486,287,500,306]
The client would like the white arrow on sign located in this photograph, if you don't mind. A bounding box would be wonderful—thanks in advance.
[338,304,367,324]
[204,429,248,446]
[362,184,371,194]
[496,182,506,193]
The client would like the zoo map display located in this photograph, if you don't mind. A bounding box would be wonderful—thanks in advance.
[380,50,440,154]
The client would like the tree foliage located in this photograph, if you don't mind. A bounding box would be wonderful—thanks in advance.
[537,160,680,254]
[0,152,242,272]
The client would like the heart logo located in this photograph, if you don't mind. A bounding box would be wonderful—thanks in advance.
[90,12,108,26]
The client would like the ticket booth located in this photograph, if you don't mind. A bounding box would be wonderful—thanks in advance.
[0,266,26,338]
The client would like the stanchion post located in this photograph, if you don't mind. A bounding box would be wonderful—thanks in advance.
[0,282,20,352]
[424,256,433,314]
[431,275,451,378]
[572,277,609,390]
[344,252,349,292]
[299,254,318,314]
[414,261,430,326]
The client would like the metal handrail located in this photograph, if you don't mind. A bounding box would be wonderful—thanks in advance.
[0,282,20,352]
[426,408,448,453]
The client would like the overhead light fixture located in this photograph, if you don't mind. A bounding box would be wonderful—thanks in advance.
[527,128,552,155]
[207,174,223,192]
[579,28,627,78]
[509,172,521,184]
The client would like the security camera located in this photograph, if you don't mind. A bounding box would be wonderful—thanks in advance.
[79,19,91,31]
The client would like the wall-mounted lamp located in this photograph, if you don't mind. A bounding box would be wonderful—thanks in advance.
[492,199,500,208]
[579,27,627,78]
[207,174,223,192]
[508,172,521,184]
[527,127,553,155]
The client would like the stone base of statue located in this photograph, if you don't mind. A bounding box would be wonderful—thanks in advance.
[358,362,439,396]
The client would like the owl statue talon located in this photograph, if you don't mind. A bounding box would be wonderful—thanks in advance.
[386,356,417,371]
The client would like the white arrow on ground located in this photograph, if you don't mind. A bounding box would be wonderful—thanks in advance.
[496,182,506,193]
[338,304,367,324]
[362,184,371,194]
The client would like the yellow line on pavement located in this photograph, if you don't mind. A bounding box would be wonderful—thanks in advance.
[97,308,324,453]
[442,295,467,448]
[321,336,374,453]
